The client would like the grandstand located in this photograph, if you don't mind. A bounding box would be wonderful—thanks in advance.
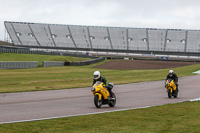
[4,21,200,56]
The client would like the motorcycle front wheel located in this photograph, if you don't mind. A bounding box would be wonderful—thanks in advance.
[168,89,172,98]
[173,89,178,98]
[94,95,102,108]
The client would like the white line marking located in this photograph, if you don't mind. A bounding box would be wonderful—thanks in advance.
[190,97,200,101]
[193,70,200,74]
[0,99,191,124]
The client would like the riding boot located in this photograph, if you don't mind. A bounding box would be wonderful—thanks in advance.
[110,90,113,97]
[175,83,179,92]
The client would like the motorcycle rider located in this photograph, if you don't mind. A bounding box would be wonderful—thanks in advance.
[93,71,113,98]
[165,70,179,92]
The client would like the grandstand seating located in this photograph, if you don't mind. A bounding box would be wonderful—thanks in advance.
[108,28,127,50]
[4,21,200,54]
[165,30,186,52]
[187,31,200,53]
[148,29,166,51]
[128,28,148,51]
[49,25,75,48]
[89,27,111,49]
[5,22,21,45]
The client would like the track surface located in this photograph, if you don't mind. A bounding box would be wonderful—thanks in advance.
[0,74,200,124]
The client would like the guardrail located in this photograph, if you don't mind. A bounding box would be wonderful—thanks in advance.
[42,57,105,67]
[42,61,65,67]
[0,57,105,69]
[67,57,105,66]
[0,46,93,58]
[0,61,38,69]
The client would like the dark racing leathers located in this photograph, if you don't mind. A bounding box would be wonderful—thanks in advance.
[166,73,179,91]
[93,76,113,97]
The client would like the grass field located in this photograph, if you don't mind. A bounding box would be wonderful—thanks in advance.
[0,53,90,66]
[1,53,200,132]
[0,53,200,93]
[0,41,13,46]
[0,101,200,133]
[0,59,200,93]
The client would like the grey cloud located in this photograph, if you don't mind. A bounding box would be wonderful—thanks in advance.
[1,0,200,40]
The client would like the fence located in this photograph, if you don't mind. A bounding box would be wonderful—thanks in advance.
[0,61,38,69]
[67,57,105,66]
[0,46,92,58]
[42,61,65,67]
[42,57,105,67]
[0,57,105,69]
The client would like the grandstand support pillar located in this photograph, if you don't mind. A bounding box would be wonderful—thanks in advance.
[10,23,23,46]
[87,27,93,50]
[184,31,188,52]
[163,30,168,51]
[48,25,57,47]
[126,29,129,50]
[4,24,10,42]
[107,28,113,49]
[67,26,77,48]
[4,25,6,42]
[4,22,13,43]
[28,24,41,46]
[146,29,149,51]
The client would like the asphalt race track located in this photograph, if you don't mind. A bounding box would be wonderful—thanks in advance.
[0,74,200,124]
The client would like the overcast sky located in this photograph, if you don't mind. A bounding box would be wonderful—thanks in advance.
[1,0,200,41]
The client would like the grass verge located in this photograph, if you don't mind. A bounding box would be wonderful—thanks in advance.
[1,54,200,132]
[0,53,90,66]
[0,101,200,133]
[0,59,200,93]
[0,41,13,46]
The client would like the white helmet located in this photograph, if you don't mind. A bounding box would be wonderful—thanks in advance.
[169,70,174,77]
[93,71,100,80]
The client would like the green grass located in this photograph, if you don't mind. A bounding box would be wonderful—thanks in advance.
[1,53,200,132]
[0,101,200,133]
[0,56,200,93]
[0,41,13,46]
[0,53,90,66]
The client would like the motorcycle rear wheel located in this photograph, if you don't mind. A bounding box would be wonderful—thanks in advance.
[108,92,116,107]
[94,95,102,108]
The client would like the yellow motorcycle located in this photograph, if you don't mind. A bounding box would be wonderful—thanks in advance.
[165,79,178,98]
[91,81,116,108]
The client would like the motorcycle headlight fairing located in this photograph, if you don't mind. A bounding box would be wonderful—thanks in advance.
[91,86,96,92]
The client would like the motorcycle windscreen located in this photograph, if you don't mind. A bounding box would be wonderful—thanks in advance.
[95,81,102,85]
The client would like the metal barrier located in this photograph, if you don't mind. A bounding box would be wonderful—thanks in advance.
[0,61,38,69]
[0,53,104,68]
[68,57,105,66]
[0,46,93,58]
[42,61,65,67]
[42,57,105,67]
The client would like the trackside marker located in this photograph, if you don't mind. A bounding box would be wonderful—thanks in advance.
[193,70,200,74]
